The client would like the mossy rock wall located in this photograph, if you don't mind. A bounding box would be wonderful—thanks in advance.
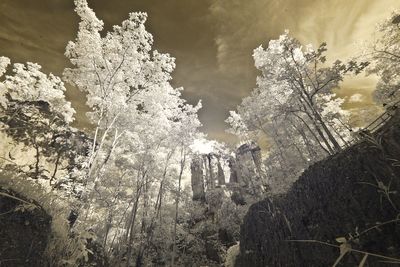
[236,112,400,266]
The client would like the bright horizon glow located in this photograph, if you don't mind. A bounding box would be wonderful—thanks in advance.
[190,138,216,154]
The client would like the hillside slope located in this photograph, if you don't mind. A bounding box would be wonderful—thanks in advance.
[0,188,51,266]
[235,110,400,266]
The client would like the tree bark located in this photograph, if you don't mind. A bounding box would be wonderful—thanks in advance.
[171,148,186,267]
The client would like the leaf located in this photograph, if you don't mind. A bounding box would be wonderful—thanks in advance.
[335,237,346,243]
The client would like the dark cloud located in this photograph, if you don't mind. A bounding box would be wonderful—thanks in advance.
[0,0,399,142]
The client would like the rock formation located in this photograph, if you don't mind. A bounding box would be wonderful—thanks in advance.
[0,188,51,266]
[216,156,225,186]
[190,155,206,202]
[233,142,264,194]
[190,142,265,202]
[235,110,400,267]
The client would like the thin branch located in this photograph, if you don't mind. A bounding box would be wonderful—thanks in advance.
[286,239,400,263]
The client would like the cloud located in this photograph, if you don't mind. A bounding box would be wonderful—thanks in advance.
[349,93,365,103]
[206,0,399,141]
[1,0,399,143]
[209,0,400,67]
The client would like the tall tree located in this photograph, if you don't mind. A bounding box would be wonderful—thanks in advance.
[62,1,203,265]
[366,11,400,105]
[0,58,82,188]
[64,0,176,187]
[227,32,360,192]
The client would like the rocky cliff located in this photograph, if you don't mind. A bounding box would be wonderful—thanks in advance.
[190,141,265,203]
[0,188,51,266]
[235,109,400,266]
[0,100,106,266]
[187,142,266,265]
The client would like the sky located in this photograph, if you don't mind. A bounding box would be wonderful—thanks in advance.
[0,0,399,143]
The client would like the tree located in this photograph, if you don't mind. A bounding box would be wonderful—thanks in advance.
[1,60,75,123]
[64,0,176,188]
[62,1,203,266]
[0,58,84,191]
[252,31,360,153]
[63,0,172,202]
[366,10,400,105]
[227,31,361,192]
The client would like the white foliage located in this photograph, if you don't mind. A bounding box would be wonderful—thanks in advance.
[64,1,176,126]
[1,61,75,123]
[0,56,10,77]
[366,10,400,105]
[227,31,353,193]
[62,4,204,259]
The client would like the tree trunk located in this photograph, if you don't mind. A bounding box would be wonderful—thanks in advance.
[124,171,145,267]
[134,150,173,267]
[34,141,40,179]
[299,100,336,154]
[292,112,331,155]
[50,150,61,185]
[171,148,186,267]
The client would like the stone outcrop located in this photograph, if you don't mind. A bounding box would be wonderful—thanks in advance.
[228,156,239,184]
[235,111,400,267]
[188,143,265,266]
[0,188,51,266]
[190,153,229,202]
[216,156,226,186]
[191,155,206,202]
[0,185,109,267]
[190,142,264,202]
[232,142,264,195]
